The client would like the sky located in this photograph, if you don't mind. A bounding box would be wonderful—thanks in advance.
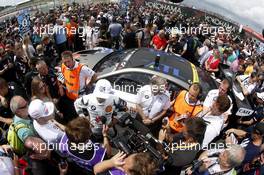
[0,0,29,6]
[183,0,264,33]
[0,0,263,32]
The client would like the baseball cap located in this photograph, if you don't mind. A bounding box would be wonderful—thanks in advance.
[93,79,114,99]
[254,122,264,135]
[28,99,55,120]
[257,92,264,101]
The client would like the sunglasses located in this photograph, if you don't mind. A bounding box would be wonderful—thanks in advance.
[18,103,28,110]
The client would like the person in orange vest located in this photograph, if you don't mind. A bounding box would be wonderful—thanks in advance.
[168,83,203,133]
[58,50,96,123]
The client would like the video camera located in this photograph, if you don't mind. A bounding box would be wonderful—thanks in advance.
[112,113,165,166]
[188,152,220,174]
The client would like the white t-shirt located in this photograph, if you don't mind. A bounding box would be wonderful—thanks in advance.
[33,120,64,144]
[136,85,170,119]
[0,148,14,175]
[201,113,225,148]
[238,74,256,94]
[84,26,100,49]
[203,89,233,115]
[74,93,120,134]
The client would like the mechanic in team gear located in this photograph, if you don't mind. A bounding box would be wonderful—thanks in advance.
[136,75,171,136]
[74,79,127,138]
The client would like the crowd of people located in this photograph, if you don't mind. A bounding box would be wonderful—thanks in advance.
[0,1,264,175]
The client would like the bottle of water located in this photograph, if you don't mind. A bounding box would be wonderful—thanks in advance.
[154,54,160,68]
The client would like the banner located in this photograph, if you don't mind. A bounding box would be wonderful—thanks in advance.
[17,11,31,36]
[144,0,181,14]
[204,15,237,32]
[120,0,129,14]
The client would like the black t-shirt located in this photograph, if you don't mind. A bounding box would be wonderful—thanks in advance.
[168,41,184,55]
[0,56,9,81]
[40,69,59,98]
[14,56,29,80]
[44,42,56,59]
[169,144,200,167]
[2,52,17,82]
[0,82,27,128]
[123,32,137,49]
[24,70,39,97]
[6,82,28,101]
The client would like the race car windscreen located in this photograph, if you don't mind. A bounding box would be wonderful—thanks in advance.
[94,50,130,75]
[196,67,218,97]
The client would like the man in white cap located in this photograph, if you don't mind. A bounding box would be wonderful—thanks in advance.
[28,99,65,144]
[74,79,126,137]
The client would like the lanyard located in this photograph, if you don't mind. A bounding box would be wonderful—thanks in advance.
[147,96,156,115]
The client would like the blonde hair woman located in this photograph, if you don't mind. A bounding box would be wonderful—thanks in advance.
[31,76,52,102]
[22,35,36,60]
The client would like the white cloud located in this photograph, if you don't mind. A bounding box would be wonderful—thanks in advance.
[203,0,264,30]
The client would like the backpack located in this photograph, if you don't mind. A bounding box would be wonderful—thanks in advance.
[7,122,29,156]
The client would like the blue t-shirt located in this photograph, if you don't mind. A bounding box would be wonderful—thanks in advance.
[242,138,261,164]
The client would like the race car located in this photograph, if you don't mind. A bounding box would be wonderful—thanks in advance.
[73,47,218,107]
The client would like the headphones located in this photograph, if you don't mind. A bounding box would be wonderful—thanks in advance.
[189,82,203,100]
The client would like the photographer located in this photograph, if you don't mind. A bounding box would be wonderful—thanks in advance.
[186,144,245,175]
[158,117,207,175]
[93,151,159,175]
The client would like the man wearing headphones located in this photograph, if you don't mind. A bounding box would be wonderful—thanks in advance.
[168,83,203,133]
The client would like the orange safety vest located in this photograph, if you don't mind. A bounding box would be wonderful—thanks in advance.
[61,63,83,100]
[169,90,202,133]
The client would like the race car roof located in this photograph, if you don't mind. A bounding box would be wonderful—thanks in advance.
[123,48,194,83]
